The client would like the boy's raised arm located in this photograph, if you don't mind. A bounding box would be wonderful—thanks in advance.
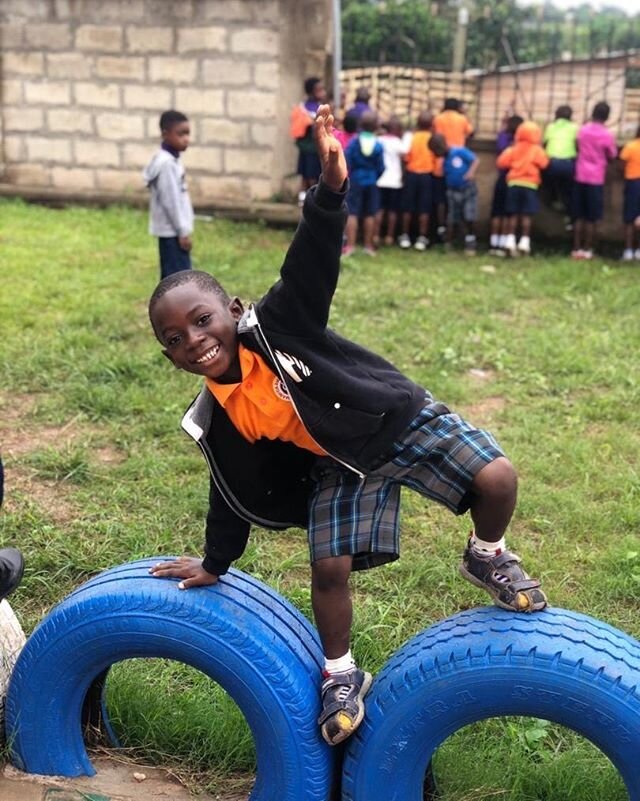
[314,104,348,192]
[257,104,348,334]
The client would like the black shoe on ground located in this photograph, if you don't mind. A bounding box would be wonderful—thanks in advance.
[0,548,24,602]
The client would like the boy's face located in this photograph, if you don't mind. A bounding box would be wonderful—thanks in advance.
[152,284,244,383]
[162,121,191,152]
[313,82,327,103]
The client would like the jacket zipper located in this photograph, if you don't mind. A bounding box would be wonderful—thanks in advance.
[192,431,304,530]
[251,311,366,480]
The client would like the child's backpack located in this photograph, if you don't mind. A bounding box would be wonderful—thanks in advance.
[290,103,313,140]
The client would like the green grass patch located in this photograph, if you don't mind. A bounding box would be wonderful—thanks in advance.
[1,198,639,797]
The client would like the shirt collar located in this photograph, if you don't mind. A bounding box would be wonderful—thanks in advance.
[162,141,180,159]
[205,344,255,407]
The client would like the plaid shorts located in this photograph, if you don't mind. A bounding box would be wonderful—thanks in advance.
[308,402,505,571]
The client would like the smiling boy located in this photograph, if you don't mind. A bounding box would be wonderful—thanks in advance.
[148,105,547,746]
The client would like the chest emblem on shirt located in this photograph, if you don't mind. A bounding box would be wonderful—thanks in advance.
[274,350,312,383]
[272,377,291,401]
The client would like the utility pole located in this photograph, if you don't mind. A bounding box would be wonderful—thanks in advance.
[452,3,469,73]
[332,0,342,110]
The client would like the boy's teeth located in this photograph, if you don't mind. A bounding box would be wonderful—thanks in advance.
[196,345,219,363]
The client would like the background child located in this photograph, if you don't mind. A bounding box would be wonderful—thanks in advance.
[334,113,358,152]
[571,101,617,260]
[143,109,193,280]
[398,111,435,251]
[148,105,547,748]
[433,97,474,242]
[290,77,327,206]
[497,120,549,256]
[543,105,578,225]
[375,116,410,247]
[344,111,385,256]
[489,113,524,255]
[428,133,479,255]
[619,124,640,261]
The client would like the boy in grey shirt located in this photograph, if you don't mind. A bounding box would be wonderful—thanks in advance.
[143,110,194,279]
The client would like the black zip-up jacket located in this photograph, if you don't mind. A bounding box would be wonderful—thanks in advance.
[181,180,430,576]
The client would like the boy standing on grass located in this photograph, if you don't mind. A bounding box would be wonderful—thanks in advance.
[571,101,617,261]
[619,124,640,262]
[147,105,547,747]
[343,111,385,256]
[428,133,479,255]
[496,121,549,257]
[398,111,435,251]
[143,110,194,280]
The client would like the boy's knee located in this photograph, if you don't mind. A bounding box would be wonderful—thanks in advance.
[473,457,518,500]
[312,555,352,592]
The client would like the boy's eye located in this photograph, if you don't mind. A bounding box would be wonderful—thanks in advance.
[197,314,211,326]
[167,335,180,347]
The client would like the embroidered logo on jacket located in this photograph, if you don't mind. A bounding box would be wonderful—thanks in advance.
[274,350,312,383]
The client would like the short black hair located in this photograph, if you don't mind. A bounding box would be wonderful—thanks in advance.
[304,76,321,96]
[592,101,610,123]
[343,113,358,134]
[355,86,370,103]
[555,104,572,120]
[159,110,188,132]
[428,133,447,155]
[444,97,460,111]
[507,114,524,135]
[148,270,231,340]
[360,110,378,133]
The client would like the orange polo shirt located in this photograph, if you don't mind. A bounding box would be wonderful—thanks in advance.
[405,131,436,173]
[620,139,640,180]
[433,110,473,177]
[205,344,327,456]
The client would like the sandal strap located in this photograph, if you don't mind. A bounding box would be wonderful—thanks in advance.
[507,578,542,592]
[318,699,355,725]
[491,550,522,568]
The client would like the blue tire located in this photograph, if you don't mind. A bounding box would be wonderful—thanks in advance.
[6,558,334,801]
[342,607,640,801]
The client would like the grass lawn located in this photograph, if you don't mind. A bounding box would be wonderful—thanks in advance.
[0,197,639,799]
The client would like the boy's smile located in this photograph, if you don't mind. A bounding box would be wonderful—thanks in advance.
[152,284,244,383]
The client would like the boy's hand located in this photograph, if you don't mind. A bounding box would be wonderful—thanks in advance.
[149,555,218,589]
[178,235,192,252]
[314,104,347,193]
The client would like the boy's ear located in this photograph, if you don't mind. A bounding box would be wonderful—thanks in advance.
[161,349,181,369]
[228,296,244,320]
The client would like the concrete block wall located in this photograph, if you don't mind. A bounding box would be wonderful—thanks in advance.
[0,0,332,202]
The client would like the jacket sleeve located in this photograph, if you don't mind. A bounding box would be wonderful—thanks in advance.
[156,161,192,237]
[202,478,251,576]
[256,178,348,335]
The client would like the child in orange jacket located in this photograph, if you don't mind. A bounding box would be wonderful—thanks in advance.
[496,121,549,256]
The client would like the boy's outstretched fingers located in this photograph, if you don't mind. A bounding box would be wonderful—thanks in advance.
[314,104,347,193]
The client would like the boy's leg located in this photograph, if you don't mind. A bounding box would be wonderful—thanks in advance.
[312,556,372,745]
[460,457,547,612]
[159,237,191,279]
[386,209,398,244]
[311,555,353,659]
[386,405,546,613]
[345,215,358,251]
[362,214,376,252]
